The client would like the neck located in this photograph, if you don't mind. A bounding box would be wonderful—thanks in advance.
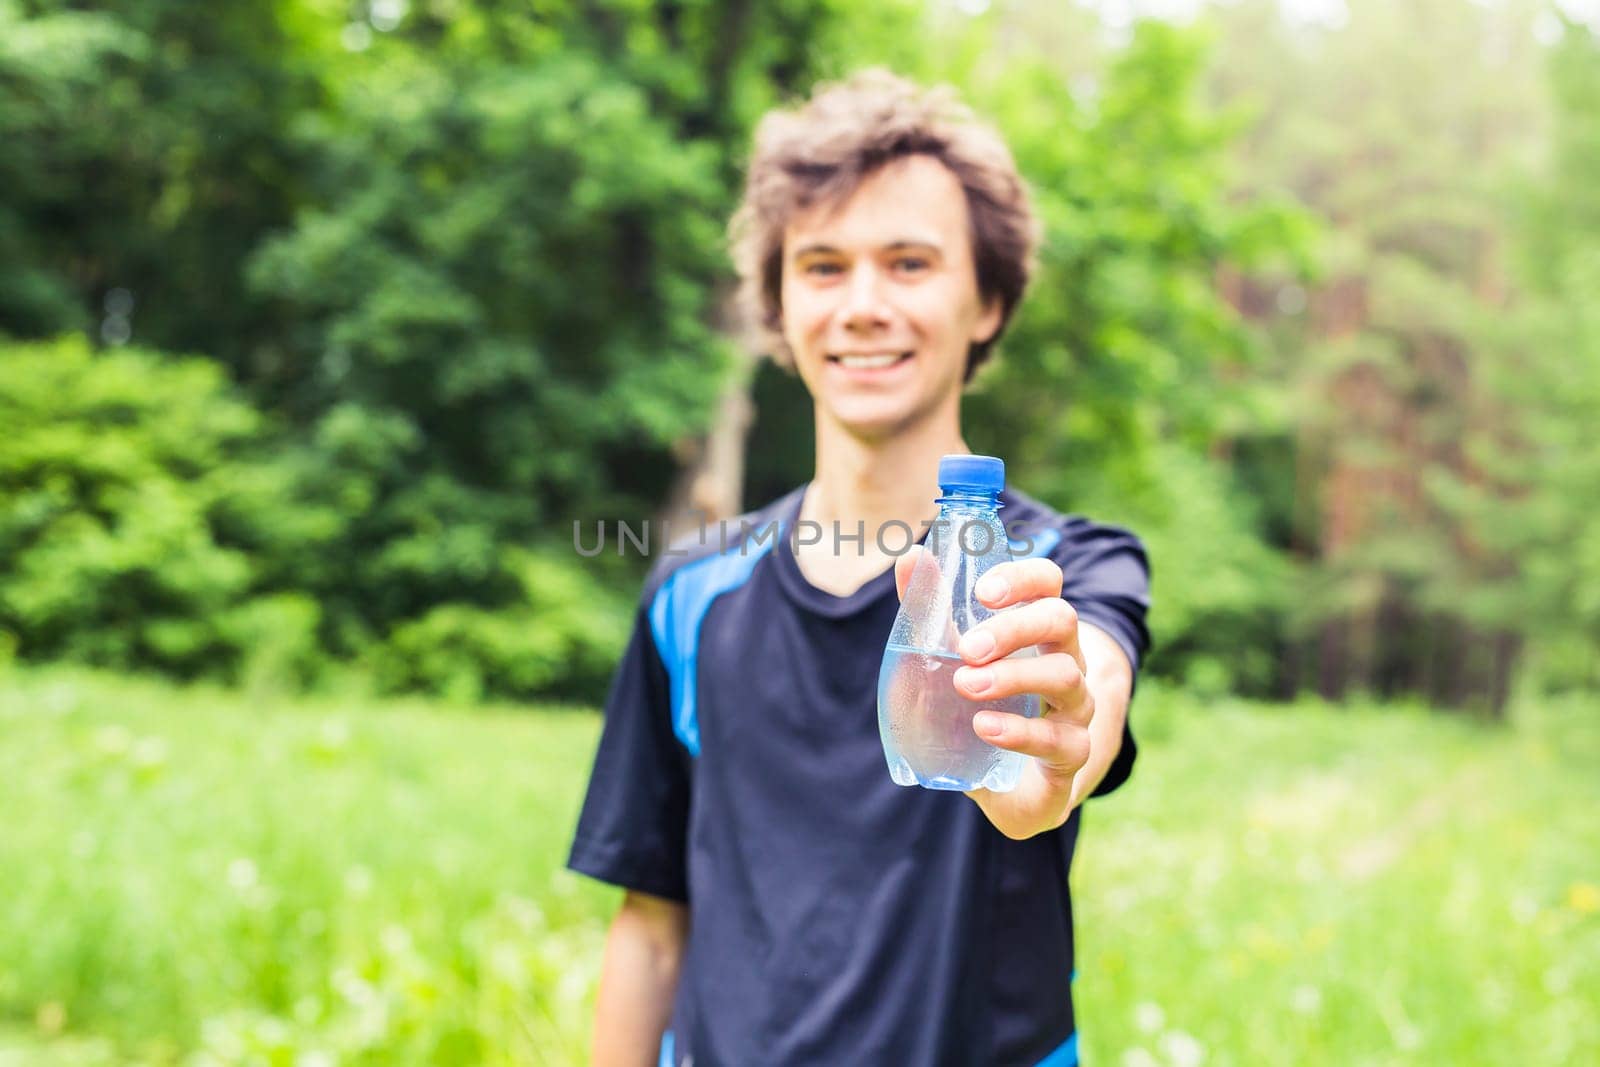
[800,401,969,537]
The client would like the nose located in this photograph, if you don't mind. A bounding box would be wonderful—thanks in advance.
[839,261,890,332]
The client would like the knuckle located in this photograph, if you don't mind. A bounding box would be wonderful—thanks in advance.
[1064,724,1091,763]
[985,662,1024,697]
[1058,656,1082,689]
[1041,722,1087,769]
[1044,597,1076,634]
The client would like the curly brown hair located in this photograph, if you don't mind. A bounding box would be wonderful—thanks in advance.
[729,69,1039,382]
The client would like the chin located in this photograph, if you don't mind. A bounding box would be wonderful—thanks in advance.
[821,396,930,440]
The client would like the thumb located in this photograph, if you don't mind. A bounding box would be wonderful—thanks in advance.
[894,544,925,602]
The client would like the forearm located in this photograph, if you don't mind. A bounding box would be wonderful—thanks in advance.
[1067,623,1133,812]
[591,892,688,1067]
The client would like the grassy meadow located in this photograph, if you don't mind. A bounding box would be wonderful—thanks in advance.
[0,667,1595,1065]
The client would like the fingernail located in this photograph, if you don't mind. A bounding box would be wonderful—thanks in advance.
[961,667,993,694]
[974,712,1004,738]
[961,630,996,661]
[976,574,1008,603]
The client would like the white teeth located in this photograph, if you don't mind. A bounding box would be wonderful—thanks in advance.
[836,353,906,369]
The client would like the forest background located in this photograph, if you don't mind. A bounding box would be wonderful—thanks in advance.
[4,0,1600,710]
[2,1,1598,1063]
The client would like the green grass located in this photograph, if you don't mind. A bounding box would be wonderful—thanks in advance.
[0,667,1596,1065]
[1073,690,1600,1066]
[0,668,612,1065]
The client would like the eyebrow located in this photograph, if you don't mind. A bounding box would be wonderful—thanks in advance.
[790,239,945,259]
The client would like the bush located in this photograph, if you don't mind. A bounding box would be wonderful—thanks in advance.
[0,336,328,682]
[373,549,631,705]
[0,336,633,701]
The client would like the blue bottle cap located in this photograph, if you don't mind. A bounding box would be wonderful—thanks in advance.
[937,454,1004,493]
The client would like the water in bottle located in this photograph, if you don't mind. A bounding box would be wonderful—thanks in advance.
[877,454,1041,793]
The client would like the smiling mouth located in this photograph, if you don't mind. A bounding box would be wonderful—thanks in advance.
[826,351,914,370]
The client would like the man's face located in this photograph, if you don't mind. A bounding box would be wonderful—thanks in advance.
[779,155,1002,440]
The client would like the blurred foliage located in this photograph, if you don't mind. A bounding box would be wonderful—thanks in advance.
[0,336,631,701]
[0,0,320,354]
[0,337,327,683]
[1,0,864,700]
[966,21,1315,694]
[1189,0,1600,708]
[1465,13,1600,691]
[1,0,1598,703]
[372,549,631,703]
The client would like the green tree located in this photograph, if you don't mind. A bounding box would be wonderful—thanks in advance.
[0,0,323,360]
[243,2,873,677]
[1200,0,1554,711]
[0,1,1347,700]
[1464,16,1600,691]
[0,337,327,681]
[3,1,888,698]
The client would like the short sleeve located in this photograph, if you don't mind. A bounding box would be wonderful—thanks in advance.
[1051,521,1152,798]
[566,599,692,902]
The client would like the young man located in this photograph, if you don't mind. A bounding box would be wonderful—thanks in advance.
[567,70,1151,1066]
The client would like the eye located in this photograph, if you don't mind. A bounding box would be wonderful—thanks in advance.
[802,260,844,278]
[893,256,931,274]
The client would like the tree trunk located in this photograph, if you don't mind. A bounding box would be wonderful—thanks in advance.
[660,287,760,538]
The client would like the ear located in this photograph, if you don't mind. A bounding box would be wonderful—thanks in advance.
[971,294,1003,346]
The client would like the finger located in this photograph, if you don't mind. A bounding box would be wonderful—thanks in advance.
[954,654,1092,725]
[958,597,1084,672]
[972,711,1090,779]
[973,557,1063,609]
[893,544,925,603]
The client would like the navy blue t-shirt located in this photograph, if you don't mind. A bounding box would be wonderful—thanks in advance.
[567,485,1152,1067]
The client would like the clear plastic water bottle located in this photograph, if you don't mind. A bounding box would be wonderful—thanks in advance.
[877,454,1041,793]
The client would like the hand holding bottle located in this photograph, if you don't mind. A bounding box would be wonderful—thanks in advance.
[877,456,1039,794]
[892,546,1096,840]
